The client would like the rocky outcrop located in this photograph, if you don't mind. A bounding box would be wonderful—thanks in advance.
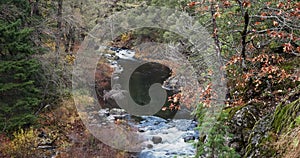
[227,85,300,158]
[228,103,262,155]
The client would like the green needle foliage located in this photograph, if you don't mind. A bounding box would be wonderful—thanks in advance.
[0,19,42,133]
[196,104,240,158]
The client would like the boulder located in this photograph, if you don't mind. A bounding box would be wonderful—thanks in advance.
[151,136,162,144]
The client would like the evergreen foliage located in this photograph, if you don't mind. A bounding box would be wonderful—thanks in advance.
[0,19,42,132]
[196,105,240,158]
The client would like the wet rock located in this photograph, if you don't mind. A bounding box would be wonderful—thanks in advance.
[137,116,168,130]
[139,151,156,158]
[98,109,110,117]
[183,131,197,142]
[138,128,146,132]
[152,136,162,144]
[112,114,127,121]
[162,131,168,134]
[183,135,195,142]
[110,108,126,115]
[147,144,153,149]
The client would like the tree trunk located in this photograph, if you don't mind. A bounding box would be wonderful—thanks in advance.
[55,0,63,66]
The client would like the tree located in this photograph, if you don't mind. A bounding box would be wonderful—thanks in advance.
[0,19,43,133]
[185,0,299,157]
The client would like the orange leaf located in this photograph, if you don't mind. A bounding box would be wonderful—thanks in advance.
[187,2,201,8]
[254,22,261,25]
[266,2,272,6]
[261,12,267,20]
[242,1,251,8]
[268,75,273,79]
[277,2,284,8]
[214,12,221,18]
[223,1,231,7]
[296,47,300,53]
[283,43,293,52]
[273,21,279,27]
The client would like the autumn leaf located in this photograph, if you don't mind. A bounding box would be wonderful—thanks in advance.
[254,22,261,25]
[277,32,285,38]
[276,10,282,15]
[261,12,267,20]
[223,1,231,7]
[268,75,273,79]
[214,12,221,18]
[296,47,300,53]
[242,1,251,8]
[273,21,279,27]
[277,2,285,9]
[266,2,272,6]
[187,2,201,8]
[283,43,293,52]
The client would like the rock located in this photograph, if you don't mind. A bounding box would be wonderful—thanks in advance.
[162,75,186,93]
[228,103,261,155]
[112,114,127,120]
[37,145,56,150]
[153,121,160,125]
[113,56,120,60]
[139,151,156,158]
[151,136,162,144]
[162,131,168,134]
[244,114,273,158]
[245,98,300,158]
[110,108,126,115]
[147,144,153,149]
[138,116,168,130]
[138,128,146,132]
[183,135,195,142]
[110,47,118,51]
[103,53,112,58]
[98,109,110,117]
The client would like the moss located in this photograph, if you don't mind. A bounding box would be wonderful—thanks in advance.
[279,57,300,73]
[244,114,277,158]
[223,106,244,120]
[271,98,300,134]
[295,116,300,126]
[224,102,263,121]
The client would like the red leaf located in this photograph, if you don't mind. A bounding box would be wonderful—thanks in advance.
[283,43,293,52]
[223,1,231,7]
[187,2,201,8]
[162,107,167,111]
[277,2,284,8]
[296,47,300,53]
[242,1,251,8]
[273,21,279,27]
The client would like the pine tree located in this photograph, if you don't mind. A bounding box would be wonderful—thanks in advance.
[196,104,240,158]
[0,19,42,133]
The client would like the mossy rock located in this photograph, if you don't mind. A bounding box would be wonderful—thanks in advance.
[279,56,300,73]
[223,105,245,121]
[271,98,300,134]
[227,102,263,155]
[244,114,277,158]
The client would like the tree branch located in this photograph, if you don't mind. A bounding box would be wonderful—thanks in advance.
[241,10,249,71]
